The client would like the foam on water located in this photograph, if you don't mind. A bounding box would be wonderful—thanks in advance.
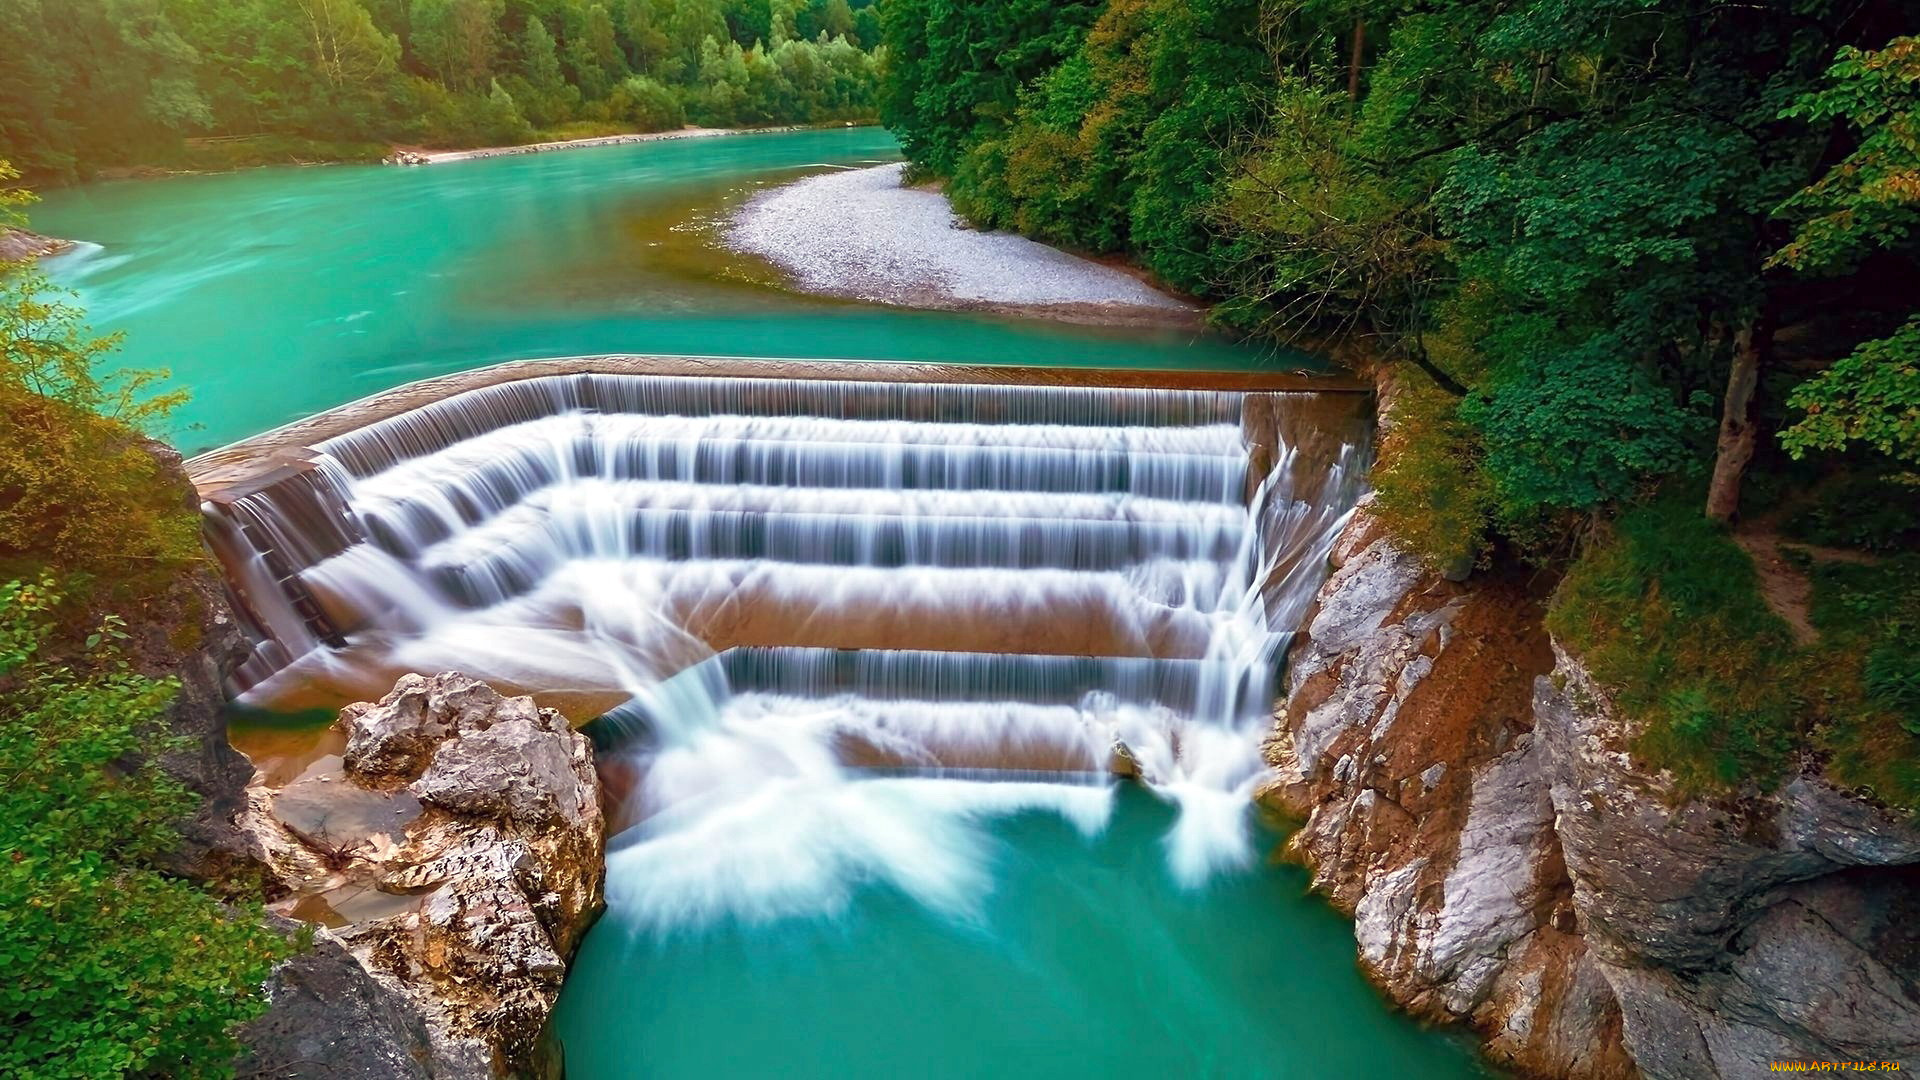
[205,373,1365,931]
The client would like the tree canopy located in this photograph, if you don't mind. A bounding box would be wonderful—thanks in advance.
[0,0,887,181]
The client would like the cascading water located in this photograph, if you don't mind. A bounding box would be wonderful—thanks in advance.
[205,372,1368,928]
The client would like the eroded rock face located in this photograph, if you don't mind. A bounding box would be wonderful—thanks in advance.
[1536,648,1920,1078]
[240,673,605,1079]
[1259,500,1633,1079]
[1266,495,1920,1080]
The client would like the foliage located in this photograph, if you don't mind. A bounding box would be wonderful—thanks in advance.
[1771,38,1920,466]
[1780,313,1920,465]
[1547,496,1804,793]
[0,170,200,601]
[1368,363,1496,573]
[1784,469,1920,553]
[1807,554,1920,805]
[0,577,290,1077]
[0,0,885,180]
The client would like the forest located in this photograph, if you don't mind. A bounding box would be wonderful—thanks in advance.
[879,0,1920,805]
[0,0,884,182]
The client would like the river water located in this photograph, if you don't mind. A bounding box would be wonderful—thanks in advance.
[33,127,1295,452]
[34,129,1491,1078]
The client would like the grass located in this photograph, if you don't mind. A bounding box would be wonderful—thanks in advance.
[1547,492,1920,810]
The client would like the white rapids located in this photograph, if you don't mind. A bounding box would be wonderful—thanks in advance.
[205,373,1367,931]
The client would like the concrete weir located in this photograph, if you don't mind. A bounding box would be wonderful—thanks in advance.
[190,354,1372,724]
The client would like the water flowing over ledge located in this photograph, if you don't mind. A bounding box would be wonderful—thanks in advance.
[197,358,1370,933]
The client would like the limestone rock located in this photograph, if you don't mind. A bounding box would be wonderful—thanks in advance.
[343,671,543,779]
[239,673,604,1079]
[1535,645,1920,1078]
[413,713,594,826]
[234,925,439,1080]
[1260,501,1633,1080]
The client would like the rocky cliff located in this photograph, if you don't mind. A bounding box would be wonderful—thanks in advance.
[1261,500,1920,1078]
[237,673,606,1079]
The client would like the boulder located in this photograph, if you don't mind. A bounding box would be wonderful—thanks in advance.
[239,673,604,1079]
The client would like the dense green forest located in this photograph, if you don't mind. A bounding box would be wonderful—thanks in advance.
[0,0,884,182]
[880,0,1920,805]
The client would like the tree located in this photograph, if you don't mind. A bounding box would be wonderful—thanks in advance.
[295,0,402,129]
[1771,37,1920,467]
[408,0,503,91]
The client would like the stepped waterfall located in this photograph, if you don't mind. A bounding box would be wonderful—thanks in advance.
[203,372,1369,926]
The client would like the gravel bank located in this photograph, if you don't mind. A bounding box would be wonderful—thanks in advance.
[403,124,815,165]
[726,163,1197,325]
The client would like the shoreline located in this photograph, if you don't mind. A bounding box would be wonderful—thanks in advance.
[0,226,74,261]
[727,162,1204,330]
[395,121,871,166]
[62,121,879,185]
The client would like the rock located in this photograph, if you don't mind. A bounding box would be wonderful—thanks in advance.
[1535,645,1920,1078]
[1266,476,1920,1080]
[1260,498,1633,1079]
[239,673,604,1079]
[343,671,538,779]
[412,714,594,826]
[1107,738,1145,780]
[234,924,440,1080]
[124,439,263,881]
[0,225,74,262]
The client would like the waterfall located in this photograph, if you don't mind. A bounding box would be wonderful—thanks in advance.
[204,372,1368,925]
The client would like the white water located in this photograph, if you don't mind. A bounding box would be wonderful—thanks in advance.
[210,374,1365,930]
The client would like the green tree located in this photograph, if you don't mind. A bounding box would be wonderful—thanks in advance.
[408,0,504,91]
[1771,37,1920,466]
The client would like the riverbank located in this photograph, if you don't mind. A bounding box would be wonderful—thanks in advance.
[726,163,1202,328]
[0,226,72,261]
[395,122,854,165]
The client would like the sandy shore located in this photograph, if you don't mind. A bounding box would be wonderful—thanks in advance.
[400,123,839,165]
[725,163,1200,327]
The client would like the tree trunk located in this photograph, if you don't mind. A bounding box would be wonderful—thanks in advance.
[1348,20,1366,106]
[1705,318,1769,523]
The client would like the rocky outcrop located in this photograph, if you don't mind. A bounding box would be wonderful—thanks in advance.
[0,226,73,261]
[1536,647,1920,1077]
[1259,500,1633,1079]
[122,440,261,882]
[236,923,442,1079]
[239,673,605,1079]
[1263,498,1920,1079]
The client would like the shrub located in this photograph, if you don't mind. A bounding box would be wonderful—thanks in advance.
[614,76,687,132]
[0,577,289,1077]
[1369,371,1495,575]
[1,168,200,606]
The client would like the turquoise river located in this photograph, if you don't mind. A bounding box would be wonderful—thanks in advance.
[34,128,1493,1078]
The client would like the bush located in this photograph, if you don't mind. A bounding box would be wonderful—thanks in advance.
[0,577,289,1078]
[1369,371,1495,575]
[613,76,687,132]
[1783,470,1920,553]
[1,180,200,606]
